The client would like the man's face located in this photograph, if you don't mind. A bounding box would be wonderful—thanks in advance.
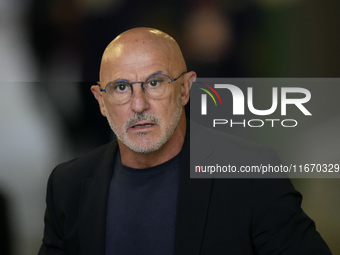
[97,46,185,153]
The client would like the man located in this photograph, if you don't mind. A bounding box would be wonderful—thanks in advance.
[39,28,331,254]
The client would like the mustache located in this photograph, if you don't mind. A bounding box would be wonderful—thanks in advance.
[124,112,160,130]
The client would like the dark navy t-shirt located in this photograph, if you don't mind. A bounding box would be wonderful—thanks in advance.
[105,151,181,255]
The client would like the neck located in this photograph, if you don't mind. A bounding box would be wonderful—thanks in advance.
[118,113,186,169]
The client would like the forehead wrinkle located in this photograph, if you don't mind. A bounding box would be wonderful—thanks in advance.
[108,70,166,84]
[101,49,172,82]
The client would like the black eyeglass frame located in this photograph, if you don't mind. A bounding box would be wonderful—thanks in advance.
[97,72,186,95]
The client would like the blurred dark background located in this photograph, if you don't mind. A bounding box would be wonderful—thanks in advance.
[0,0,339,254]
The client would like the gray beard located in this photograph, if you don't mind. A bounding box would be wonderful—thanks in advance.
[103,96,182,153]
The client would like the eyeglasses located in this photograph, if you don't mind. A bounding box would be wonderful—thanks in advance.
[97,72,186,105]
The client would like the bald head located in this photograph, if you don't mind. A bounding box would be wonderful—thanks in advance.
[99,28,187,82]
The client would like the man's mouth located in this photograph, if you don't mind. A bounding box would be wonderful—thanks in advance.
[130,122,155,129]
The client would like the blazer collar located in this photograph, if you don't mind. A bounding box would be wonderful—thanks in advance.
[78,140,119,255]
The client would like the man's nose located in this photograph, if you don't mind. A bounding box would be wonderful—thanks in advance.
[130,83,150,113]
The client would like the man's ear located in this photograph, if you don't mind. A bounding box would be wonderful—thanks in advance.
[90,85,107,117]
[181,71,196,106]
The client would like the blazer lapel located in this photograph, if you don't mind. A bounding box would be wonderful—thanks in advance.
[78,141,118,255]
[174,121,214,255]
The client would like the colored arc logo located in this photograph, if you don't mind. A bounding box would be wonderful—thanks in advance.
[197,83,222,106]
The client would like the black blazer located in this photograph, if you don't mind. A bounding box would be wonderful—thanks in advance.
[39,121,331,255]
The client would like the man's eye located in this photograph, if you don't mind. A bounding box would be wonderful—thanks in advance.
[148,80,161,87]
[114,83,128,92]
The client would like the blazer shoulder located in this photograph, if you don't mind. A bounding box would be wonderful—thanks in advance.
[49,140,118,187]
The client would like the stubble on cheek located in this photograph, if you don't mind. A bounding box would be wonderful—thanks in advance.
[102,94,182,153]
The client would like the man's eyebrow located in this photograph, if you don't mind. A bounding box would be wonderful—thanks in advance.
[109,71,165,83]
